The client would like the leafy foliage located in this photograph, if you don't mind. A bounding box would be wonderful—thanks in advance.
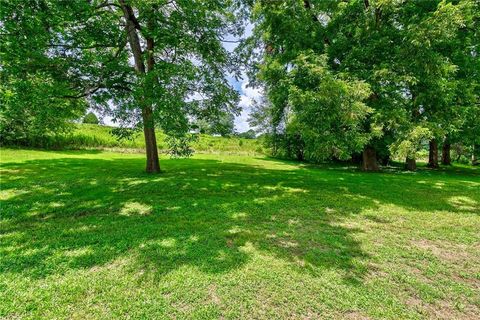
[0,0,245,160]
[83,112,99,125]
[244,0,480,166]
[0,72,87,146]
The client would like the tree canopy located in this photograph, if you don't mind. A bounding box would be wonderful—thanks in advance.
[1,0,245,172]
[1,0,478,170]
[243,0,479,169]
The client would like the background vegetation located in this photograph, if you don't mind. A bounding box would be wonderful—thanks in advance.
[2,123,264,155]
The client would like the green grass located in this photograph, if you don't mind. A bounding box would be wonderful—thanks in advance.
[1,148,479,319]
[18,123,264,155]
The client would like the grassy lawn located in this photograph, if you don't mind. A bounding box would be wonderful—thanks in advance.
[1,148,479,319]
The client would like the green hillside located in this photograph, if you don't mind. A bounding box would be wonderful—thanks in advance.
[28,124,264,155]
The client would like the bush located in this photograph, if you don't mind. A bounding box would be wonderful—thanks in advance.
[83,112,99,124]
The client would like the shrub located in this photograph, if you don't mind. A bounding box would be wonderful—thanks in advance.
[83,112,99,124]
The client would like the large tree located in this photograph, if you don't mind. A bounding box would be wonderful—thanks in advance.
[395,0,479,169]
[1,0,242,172]
[243,1,374,165]
[244,0,478,170]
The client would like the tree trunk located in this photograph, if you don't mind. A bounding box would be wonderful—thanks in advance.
[441,140,451,165]
[351,152,363,165]
[361,146,379,171]
[427,139,439,168]
[142,107,160,173]
[473,144,479,166]
[295,147,304,162]
[380,155,390,166]
[405,157,416,171]
[120,0,160,173]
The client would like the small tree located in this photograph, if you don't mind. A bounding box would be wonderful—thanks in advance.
[237,129,256,139]
[194,112,235,137]
[83,112,99,125]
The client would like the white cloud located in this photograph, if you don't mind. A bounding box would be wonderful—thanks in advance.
[241,82,262,101]
[238,94,251,108]
[234,107,251,132]
[232,79,263,132]
[102,115,115,126]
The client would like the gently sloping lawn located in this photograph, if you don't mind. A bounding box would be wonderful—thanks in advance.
[0,148,479,319]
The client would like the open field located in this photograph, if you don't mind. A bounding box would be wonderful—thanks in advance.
[1,148,479,319]
[16,124,264,155]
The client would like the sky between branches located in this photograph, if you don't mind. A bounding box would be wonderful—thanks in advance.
[101,23,258,133]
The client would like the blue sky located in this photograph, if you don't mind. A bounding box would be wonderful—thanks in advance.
[231,75,262,132]
[224,23,257,132]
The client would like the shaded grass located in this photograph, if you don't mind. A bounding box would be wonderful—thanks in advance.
[0,148,479,319]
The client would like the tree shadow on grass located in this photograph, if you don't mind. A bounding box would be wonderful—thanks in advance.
[0,154,478,284]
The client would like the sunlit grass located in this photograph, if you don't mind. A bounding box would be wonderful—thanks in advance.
[13,123,264,155]
[0,148,479,319]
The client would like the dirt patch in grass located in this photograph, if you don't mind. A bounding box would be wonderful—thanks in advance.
[452,273,480,290]
[363,263,390,283]
[342,310,371,319]
[208,284,221,305]
[413,239,473,264]
[406,295,479,320]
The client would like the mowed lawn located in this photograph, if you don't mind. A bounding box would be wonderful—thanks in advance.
[1,149,479,319]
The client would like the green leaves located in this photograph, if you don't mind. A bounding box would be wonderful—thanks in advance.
[390,125,433,160]
[1,0,243,156]
[0,71,87,146]
[247,0,479,163]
